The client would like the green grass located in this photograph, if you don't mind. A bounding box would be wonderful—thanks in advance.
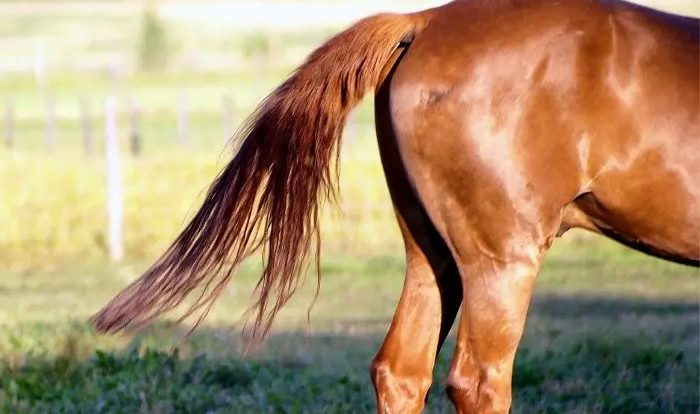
[0,240,698,413]
[0,124,397,265]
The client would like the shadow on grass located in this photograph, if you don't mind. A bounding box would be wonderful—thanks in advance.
[532,293,698,317]
[1,293,698,414]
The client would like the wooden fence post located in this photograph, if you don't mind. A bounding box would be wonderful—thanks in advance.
[3,103,14,149]
[178,91,189,147]
[105,96,124,261]
[80,96,93,157]
[45,96,57,152]
[129,98,142,157]
[222,94,234,144]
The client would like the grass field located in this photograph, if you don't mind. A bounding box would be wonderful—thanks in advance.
[1,239,698,413]
[0,124,397,264]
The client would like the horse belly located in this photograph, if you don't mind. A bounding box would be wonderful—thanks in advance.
[574,157,700,264]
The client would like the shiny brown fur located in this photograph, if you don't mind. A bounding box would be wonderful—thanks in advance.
[93,1,699,412]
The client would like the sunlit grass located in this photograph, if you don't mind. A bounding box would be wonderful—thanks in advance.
[0,242,697,413]
[0,124,399,265]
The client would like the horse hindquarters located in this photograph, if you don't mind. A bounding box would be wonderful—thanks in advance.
[369,47,462,413]
[374,38,556,414]
[376,3,587,412]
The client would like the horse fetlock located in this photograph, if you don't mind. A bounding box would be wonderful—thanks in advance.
[445,369,512,414]
[370,359,431,414]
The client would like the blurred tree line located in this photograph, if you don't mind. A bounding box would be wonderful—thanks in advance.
[138,5,273,73]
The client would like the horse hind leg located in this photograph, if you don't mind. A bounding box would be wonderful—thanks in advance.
[370,204,462,413]
[444,246,542,413]
[371,148,544,414]
[401,167,550,413]
[371,57,462,412]
[412,188,546,413]
[383,109,555,412]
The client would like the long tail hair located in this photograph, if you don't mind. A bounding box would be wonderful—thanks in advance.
[91,12,420,341]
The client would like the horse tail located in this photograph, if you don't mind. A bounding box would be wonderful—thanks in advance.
[91,12,423,340]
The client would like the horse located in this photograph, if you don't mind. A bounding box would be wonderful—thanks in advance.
[92,0,699,412]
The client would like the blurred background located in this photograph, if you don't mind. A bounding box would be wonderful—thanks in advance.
[0,1,697,412]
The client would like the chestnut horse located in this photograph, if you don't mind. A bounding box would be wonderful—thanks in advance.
[93,0,699,412]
